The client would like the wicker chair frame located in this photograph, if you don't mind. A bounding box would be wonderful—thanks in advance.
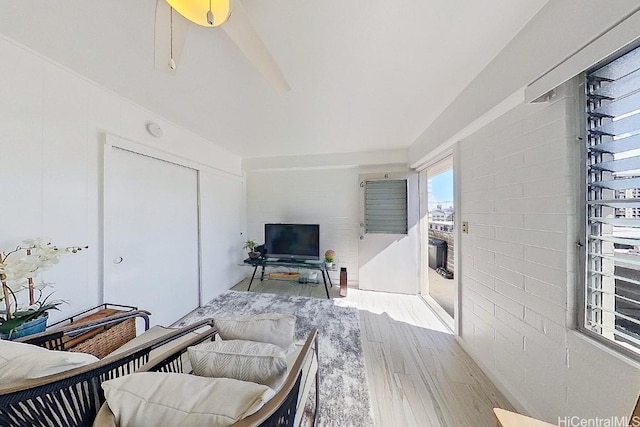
[136,328,320,427]
[0,319,217,427]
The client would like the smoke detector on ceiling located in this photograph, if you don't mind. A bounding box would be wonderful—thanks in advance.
[146,122,163,138]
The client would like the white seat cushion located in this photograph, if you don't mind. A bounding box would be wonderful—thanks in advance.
[0,340,98,385]
[102,372,275,427]
[188,339,287,389]
[214,313,296,351]
[106,325,201,372]
[107,325,198,358]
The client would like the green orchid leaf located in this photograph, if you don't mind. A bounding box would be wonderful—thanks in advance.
[12,309,37,317]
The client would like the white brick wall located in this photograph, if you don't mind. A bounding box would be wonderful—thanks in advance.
[459,79,640,421]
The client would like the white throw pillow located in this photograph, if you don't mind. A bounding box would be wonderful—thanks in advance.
[188,340,287,389]
[102,372,275,427]
[214,313,296,351]
[0,340,99,385]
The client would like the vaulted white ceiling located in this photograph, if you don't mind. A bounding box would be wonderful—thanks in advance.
[0,0,548,158]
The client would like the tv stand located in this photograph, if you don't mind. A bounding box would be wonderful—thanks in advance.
[243,258,332,299]
[283,258,306,263]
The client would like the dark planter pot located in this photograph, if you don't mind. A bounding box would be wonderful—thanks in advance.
[248,251,261,259]
[0,312,48,340]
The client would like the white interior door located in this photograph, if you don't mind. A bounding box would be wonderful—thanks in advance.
[358,172,420,294]
[105,147,199,327]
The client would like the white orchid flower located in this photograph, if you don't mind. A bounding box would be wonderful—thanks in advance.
[2,238,87,321]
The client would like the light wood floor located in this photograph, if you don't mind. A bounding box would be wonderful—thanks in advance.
[231,278,514,427]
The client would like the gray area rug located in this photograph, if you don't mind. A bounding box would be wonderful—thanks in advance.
[175,290,373,427]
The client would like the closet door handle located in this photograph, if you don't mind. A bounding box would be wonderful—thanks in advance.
[113,257,124,264]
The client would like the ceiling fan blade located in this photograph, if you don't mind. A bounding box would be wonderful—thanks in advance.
[222,0,290,93]
[155,0,189,74]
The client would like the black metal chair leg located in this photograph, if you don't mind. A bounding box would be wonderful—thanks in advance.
[321,270,330,299]
[248,266,258,291]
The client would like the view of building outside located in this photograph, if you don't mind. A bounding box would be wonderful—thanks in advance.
[601,173,640,348]
[426,167,455,318]
[586,48,640,352]
[427,170,454,234]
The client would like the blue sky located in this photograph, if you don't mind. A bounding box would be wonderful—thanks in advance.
[429,170,454,209]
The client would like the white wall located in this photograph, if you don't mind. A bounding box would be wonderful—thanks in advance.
[457,79,640,422]
[245,164,421,293]
[246,168,360,283]
[0,36,244,321]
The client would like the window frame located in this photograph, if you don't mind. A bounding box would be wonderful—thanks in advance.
[578,42,640,361]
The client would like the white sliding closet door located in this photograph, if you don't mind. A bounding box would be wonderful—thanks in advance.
[200,171,244,304]
[105,147,199,327]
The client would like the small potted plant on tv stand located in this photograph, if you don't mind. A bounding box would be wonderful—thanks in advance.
[244,240,261,259]
[324,250,335,269]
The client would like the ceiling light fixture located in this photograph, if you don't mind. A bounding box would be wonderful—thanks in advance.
[166,0,230,27]
[168,7,176,70]
[207,0,214,25]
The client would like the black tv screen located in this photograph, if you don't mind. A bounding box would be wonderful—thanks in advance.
[265,224,320,260]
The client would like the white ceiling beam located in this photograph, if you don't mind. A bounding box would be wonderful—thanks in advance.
[242,149,408,171]
[525,8,640,103]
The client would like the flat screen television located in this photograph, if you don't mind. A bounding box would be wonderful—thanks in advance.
[264,223,320,261]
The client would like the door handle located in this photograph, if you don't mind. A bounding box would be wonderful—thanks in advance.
[113,257,123,264]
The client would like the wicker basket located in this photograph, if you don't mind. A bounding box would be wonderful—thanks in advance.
[18,305,149,359]
[68,318,137,359]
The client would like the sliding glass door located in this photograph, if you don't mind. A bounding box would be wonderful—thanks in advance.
[420,156,456,328]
